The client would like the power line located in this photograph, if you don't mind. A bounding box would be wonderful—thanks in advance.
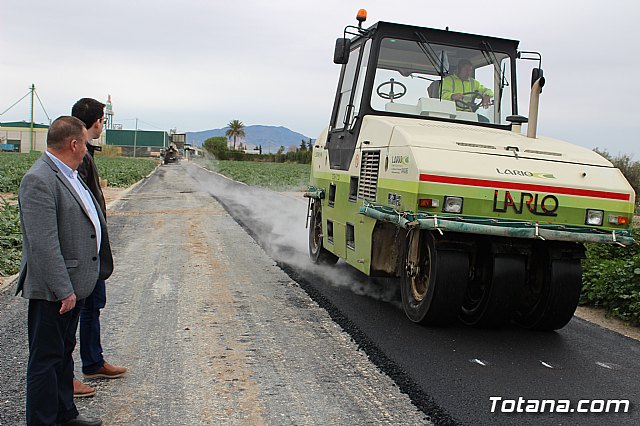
[138,119,163,130]
[0,91,31,116]
[116,118,165,131]
[34,90,51,123]
[1,85,50,124]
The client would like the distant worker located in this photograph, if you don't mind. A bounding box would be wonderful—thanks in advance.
[441,59,493,112]
[71,98,127,398]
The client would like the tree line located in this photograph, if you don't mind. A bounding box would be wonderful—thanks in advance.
[204,135,313,164]
[204,119,313,164]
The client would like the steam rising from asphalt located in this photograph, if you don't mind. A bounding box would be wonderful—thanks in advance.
[188,160,399,303]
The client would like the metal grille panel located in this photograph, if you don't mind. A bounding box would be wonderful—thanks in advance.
[358,150,380,202]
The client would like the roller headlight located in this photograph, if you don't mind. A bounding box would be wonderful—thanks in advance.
[585,209,604,226]
[443,196,464,214]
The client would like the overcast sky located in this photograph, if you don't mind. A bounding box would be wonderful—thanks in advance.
[1,0,638,156]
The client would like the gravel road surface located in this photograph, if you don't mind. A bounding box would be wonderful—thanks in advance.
[0,163,428,425]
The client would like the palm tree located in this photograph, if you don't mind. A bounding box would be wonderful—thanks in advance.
[225,120,246,150]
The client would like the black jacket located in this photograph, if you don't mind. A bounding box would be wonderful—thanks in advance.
[77,143,106,217]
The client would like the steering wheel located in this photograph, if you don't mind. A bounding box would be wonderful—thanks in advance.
[455,91,493,113]
[377,79,407,101]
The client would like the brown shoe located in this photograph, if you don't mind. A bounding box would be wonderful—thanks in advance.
[73,378,96,398]
[83,362,127,379]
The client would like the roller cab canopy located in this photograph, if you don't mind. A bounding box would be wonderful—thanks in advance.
[327,21,523,171]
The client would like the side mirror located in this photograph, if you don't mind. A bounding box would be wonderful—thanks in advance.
[333,38,351,64]
[506,115,528,124]
[531,68,545,93]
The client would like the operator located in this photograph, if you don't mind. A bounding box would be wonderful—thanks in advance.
[441,59,493,112]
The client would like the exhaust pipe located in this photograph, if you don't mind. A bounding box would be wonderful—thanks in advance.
[527,69,545,139]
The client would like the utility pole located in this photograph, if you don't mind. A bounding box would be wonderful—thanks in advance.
[30,84,35,151]
[133,118,138,157]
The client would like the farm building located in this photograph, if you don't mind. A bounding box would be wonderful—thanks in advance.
[0,121,48,152]
[1,121,175,158]
[105,129,170,157]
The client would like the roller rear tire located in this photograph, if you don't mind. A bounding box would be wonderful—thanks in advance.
[515,243,583,331]
[460,252,526,328]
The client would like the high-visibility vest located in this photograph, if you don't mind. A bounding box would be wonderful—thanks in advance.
[441,75,493,111]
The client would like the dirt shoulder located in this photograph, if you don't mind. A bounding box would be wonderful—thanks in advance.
[575,306,640,340]
[103,186,127,206]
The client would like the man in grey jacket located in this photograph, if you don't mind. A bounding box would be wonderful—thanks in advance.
[17,116,113,426]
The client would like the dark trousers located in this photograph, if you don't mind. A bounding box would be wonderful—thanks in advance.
[79,279,106,374]
[26,299,82,425]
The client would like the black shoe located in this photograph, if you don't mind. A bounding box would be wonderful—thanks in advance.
[60,414,102,426]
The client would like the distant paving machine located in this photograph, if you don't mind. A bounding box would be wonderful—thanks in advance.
[306,10,635,330]
[163,146,179,164]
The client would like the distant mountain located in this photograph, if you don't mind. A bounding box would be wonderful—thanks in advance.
[186,125,312,153]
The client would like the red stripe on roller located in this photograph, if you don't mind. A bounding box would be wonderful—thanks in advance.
[419,174,630,201]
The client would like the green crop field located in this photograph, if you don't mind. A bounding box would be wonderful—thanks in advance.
[94,156,158,187]
[0,152,157,193]
[0,152,41,193]
[0,197,21,276]
[204,159,311,191]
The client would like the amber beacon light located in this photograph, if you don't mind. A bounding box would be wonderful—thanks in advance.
[357,9,367,27]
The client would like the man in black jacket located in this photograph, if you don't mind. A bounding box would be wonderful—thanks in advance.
[71,98,127,397]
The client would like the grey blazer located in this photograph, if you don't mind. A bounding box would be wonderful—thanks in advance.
[16,153,114,301]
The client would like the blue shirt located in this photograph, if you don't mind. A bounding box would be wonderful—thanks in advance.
[45,150,102,251]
